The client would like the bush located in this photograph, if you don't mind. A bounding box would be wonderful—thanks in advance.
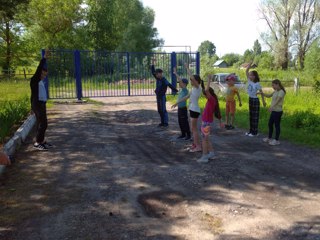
[0,96,30,142]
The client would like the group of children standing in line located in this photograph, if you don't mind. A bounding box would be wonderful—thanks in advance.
[151,61,286,163]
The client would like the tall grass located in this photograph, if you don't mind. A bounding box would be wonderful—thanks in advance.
[168,88,320,148]
[0,80,31,143]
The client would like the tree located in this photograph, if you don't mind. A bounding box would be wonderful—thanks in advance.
[198,40,216,57]
[253,39,262,55]
[257,51,275,69]
[21,0,84,49]
[305,39,320,79]
[259,0,298,69]
[242,49,254,63]
[222,53,241,66]
[293,0,320,69]
[87,0,161,51]
[0,0,29,73]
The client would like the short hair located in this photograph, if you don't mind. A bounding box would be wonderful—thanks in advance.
[155,68,163,74]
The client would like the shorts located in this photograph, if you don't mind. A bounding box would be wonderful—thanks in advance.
[201,121,212,137]
[189,110,200,119]
[226,101,236,114]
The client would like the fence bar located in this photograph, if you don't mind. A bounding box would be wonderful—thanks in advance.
[127,52,131,96]
[74,50,83,100]
[171,52,177,90]
[196,52,200,75]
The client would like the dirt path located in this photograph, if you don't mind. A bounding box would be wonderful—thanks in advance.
[1,96,319,240]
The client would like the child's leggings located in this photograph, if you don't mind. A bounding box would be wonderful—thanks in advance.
[268,111,283,140]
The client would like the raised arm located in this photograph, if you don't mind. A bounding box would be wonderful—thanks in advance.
[246,62,252,79]
[151,58,157,78]
[184,63,195,81]
[173,67,182,82]
[32,49,49,81]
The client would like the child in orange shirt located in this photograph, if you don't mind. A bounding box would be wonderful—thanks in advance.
[225,74,242,130]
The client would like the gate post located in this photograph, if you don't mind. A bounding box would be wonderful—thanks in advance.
[196,51,200,75]
[127,52,131,96]
[41,49,50,99]
[74,50,83,100]
[171,52,177,90]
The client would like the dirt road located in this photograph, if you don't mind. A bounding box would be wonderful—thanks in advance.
[1,96,319,240]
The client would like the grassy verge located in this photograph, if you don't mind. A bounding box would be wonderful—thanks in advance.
[168,88,320,148]
[0,80,31,143]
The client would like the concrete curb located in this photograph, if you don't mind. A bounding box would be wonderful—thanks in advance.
[0,114,36,176]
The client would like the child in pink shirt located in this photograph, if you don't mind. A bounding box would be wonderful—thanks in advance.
[197,75,222,163]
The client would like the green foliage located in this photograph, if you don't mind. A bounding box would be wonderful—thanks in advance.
[0,80,30,142]
[253,39,262,55]
[221,53,241,67]
[0,96,30,142]
[305,39,320,80]
[87,0,161,52]
[198,41,216,57]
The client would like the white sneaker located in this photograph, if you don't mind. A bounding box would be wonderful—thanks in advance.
[248,133,259,137]
[197,155,209,163]
[245,132,250,136]
[207,152,216,159]
[269,139,280,146]
[263,137,271,143]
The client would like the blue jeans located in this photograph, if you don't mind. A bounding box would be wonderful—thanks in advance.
[156,95,168,125]
[268,111,283,140]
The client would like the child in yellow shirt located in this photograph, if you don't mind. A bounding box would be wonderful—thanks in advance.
[225,74,242,130]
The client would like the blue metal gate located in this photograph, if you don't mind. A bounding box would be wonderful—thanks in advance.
[45,50,200,99]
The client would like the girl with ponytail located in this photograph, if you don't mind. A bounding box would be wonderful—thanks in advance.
[260,79,286,146]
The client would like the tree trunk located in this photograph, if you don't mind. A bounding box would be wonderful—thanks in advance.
[4,20,12,75]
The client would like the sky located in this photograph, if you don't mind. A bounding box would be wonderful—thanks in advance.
[141,0,268,56]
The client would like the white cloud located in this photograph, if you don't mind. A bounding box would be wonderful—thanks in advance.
[141,0,267,55]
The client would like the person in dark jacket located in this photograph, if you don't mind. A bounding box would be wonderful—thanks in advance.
[30,49,51,151]
[151,59,178,127]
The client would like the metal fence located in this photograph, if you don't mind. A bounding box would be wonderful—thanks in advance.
[45,50,200,99]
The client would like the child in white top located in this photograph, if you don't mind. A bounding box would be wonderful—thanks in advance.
[245,62,266,137]
[172,63,202,152]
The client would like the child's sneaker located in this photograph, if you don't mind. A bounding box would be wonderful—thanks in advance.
[227,125,235,130]
[269,139,280,146]
[197,155,209,163]
[263,137,271,143]
[247,133,259,137]
[33,143,49,151]
[189,146,202,153]
[184,135,191,141]
[43,141,54,148]
[177,135,186,140]
[207,151,216,159]
[225,124,230,129]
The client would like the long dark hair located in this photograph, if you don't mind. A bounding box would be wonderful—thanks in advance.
[250,70,260,83]
[193,74,201,84]
[272,79,286,93]
[200,80,222,119]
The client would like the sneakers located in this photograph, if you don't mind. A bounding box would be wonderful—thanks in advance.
[247,133,259,137]
[177,135,186,140]
[43,141,54,148]
[263,138,272,143]
[207,151,216,159]
[189,146,202,153]
[226,125,235,130]
[225,124,230,129]
[269,139,280,146]
[197,155,209,163]
[184,135,191,141]
[33,143,48,151]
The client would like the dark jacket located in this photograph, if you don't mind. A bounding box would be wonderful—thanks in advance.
[30,58,46,104]
[151,65,178,96]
